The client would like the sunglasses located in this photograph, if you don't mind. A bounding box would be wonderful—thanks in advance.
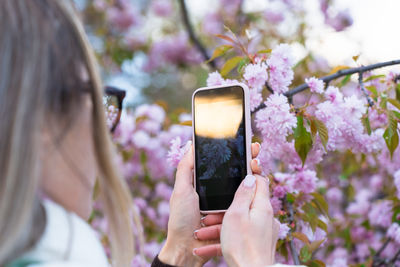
[104,86,126,133]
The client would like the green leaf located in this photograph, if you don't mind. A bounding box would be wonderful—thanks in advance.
[207,44,233,63]
[307,259,326,267]
[302,203,318,231]
[220,56,243,77]
[396,83,400,102]
[179,120,192,126]
[365,86,378,98]
[257,48,272,54]
[364,74,385,82]
[311,192,329,217]
[394,110,400,120]
[286,193,295,204]
[237,57,250,73]
[383,111,399,159]
[294,116,313,166]
[300,246,312,262]
[316,218,328,232]
[314,118,329,151]
[340,74,351,87]
[388,98,400,110]
[309,239,325,252]
[310,118,317,141]
[362,115,372,135]
[292,232,310,245]
[380,93,388,109]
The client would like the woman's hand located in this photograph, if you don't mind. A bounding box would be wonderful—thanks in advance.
[158,142,262,267]
[220,174,280,267]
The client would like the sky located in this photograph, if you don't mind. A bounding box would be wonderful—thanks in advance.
[188,0,400,68]
[307,0,400,66]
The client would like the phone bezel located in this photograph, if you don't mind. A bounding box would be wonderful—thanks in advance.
[191,83,253,214]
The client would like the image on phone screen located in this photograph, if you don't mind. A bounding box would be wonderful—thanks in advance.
[193,85,247,211]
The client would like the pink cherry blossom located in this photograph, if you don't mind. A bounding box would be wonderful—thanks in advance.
[394,169,400,199]
[368,200,393,228]
[305,77,325,94]
[278,223,291,239]
[243,62,268,91]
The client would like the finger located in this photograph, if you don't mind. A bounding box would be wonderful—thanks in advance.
[227,175,256,214]
[201,213,224,227]
[251,142,261,158]
[250,175,271,212]
[174,143,194,190]
[193,244,222,258]
[272,219,280,260]
[194,224,222,241]
[251,158,262,175]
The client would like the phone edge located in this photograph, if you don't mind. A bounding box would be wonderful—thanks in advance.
[191,83,253,215]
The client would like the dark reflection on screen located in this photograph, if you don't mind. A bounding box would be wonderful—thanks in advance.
[194,86,247,210]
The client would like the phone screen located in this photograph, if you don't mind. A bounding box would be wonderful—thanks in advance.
[193,85,248,211]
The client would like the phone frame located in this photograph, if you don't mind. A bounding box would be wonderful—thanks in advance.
[191,83,253,214]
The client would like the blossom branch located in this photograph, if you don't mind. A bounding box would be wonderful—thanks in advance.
[358,71,374,107]
[287,202,301,265]
[178,0,216,70]
[252,59,400,113]
[286,59,400,97]
[389,248,400,265]
[265,81,274,93]
[372,238,391,267]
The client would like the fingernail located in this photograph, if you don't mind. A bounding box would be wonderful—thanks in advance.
[255,158,260,166]
[243,175,256,188]
[200,216,206,227]
[193,229,199,240]
[255,142,261,149]
[192,248,198,256]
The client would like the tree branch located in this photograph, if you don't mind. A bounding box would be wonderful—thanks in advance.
[372,239,391,267]
[287,202,301,265]
[178,0,216,70]
[358,71,374,107]
[286,59,400,97]
[252,59,400,113]
[389,248,400,265]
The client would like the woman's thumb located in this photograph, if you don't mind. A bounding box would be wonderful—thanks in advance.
[228,175,257,214]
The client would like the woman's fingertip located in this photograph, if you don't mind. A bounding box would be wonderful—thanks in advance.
[193,229,199,240]
[200,216,206,227]
[255,142,261,150]
[192,248,198,256]
[255,158,260,166]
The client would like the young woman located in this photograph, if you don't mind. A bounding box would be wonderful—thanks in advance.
[0,1,302,266]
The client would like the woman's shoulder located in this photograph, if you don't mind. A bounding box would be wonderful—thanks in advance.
[29,263,94,267]
[11,200,109,267]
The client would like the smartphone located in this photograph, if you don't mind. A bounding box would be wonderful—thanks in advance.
[192,83,252,213]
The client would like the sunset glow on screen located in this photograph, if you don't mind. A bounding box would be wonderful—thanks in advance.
[194,94,243,139]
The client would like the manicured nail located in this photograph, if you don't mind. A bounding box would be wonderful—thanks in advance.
[243,175,256,188]
[192,248,198,256]
[200,216,206,227]
[255,158,260,166]
[193,229,199,240]
[255,142,261,150]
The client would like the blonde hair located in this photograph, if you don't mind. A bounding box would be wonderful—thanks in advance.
[0,0,142,265]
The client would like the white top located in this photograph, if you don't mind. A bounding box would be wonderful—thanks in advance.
[14,200,303,267]
[19,200,109,267]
